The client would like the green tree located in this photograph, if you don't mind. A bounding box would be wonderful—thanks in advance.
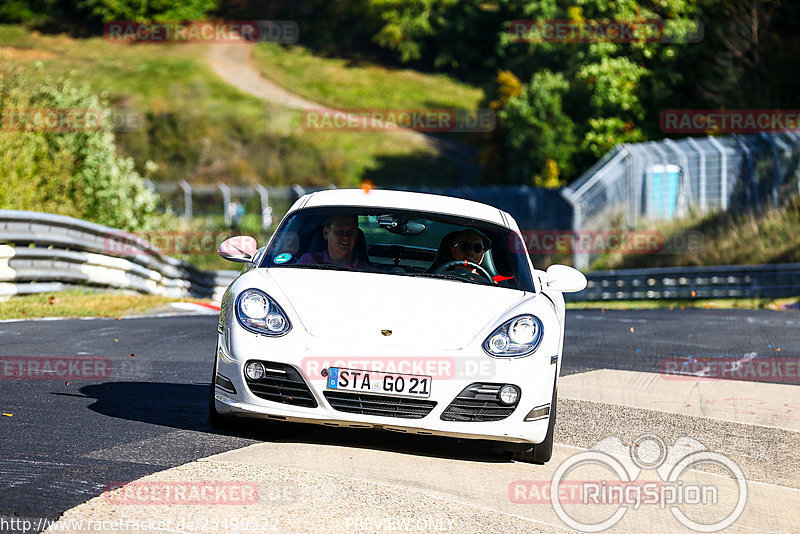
[0,69,163,231]
[492,70,576,186]
[78,0,218,23]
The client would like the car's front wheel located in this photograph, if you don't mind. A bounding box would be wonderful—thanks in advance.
[512,385,557,464]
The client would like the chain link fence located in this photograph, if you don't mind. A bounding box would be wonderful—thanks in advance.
[147,131,800,271]
[563,132,800,269]
[147,182,571,242]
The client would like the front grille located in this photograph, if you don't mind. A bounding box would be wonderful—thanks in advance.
[244,361,317,408]
[323,391,436,419]
[440,383,518,422]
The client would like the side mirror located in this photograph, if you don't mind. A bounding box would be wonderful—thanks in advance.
[543,264,587,293]
[218,236,258,263]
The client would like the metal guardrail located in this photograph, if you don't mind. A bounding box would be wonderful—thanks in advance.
[0,210,238,299]
[2,210,797,302]
[568,263,800,301]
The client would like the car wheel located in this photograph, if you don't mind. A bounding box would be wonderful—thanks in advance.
[512,385,557,464]
[208,351,237,430]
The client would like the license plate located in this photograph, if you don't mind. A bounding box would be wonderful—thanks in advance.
[326,367,431,399]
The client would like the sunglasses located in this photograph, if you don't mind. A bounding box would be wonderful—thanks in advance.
[453,241,487,254]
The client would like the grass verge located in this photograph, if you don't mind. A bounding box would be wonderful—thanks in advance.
[590,195,800,270]
[567,296,800,311]
[252,43,484,111]
[0,25,458,188]
[0,289,187,320]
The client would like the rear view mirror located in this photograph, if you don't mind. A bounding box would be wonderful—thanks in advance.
[218,236,258,263]
[377,214,426,235]
[543,264,587,293]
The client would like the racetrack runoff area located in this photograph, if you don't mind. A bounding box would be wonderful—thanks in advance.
[1,310,797,533]
[44,369,799,533]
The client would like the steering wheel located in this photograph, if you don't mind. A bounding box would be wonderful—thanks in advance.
[434,260,494,284]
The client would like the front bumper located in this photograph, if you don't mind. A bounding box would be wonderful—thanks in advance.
[214,328,559,446]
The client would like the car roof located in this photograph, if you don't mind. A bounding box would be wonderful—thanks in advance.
[297,189,510,227]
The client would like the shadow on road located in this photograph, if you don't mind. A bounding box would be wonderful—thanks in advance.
[79,381,511,464]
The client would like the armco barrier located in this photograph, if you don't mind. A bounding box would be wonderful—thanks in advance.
[0,210,238,299]
[2,210,797,302]
[569,263,800,301]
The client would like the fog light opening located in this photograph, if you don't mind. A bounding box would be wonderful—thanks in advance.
[498,385,520,405]
[245,361,265,380]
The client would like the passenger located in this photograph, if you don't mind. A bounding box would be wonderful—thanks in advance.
[297,215,372,269]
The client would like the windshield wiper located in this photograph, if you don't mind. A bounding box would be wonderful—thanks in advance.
[278,263,358,272]
[412,272,474,284]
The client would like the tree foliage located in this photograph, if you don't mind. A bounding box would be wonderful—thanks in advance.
[0,0,218,25]
[78,0,219,23]
[0,69,164,231]
[274,0,797,186]
[6,0,799,187]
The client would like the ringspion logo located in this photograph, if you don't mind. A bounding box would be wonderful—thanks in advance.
[511,435,747,532]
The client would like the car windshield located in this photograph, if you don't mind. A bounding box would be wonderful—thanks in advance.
[260,207,535,291]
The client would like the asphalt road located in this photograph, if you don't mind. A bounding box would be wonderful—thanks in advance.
[562,308,800,378]
[0,309,798,532]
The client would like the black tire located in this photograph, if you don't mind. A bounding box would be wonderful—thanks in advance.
[208,351,237,430]
[512,384,557,464]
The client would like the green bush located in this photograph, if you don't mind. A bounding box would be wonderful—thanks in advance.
[488,70,576,186]
[77,0,218,23]
[0,68,165,232]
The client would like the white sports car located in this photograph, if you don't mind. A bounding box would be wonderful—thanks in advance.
[211,189,586,463]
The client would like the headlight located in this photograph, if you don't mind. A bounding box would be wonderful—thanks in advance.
[482,315,543,357]
[236,289,291,336]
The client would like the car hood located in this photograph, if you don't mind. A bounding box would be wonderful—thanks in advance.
[257,268,528,350]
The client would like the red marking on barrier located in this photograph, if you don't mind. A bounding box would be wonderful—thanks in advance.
[193,302,221,311]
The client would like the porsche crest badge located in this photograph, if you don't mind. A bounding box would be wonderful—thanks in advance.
[381,329,392,336]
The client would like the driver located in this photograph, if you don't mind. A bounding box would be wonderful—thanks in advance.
[450,228,490,266]
[448,228,491,276]
[297,215,372,269]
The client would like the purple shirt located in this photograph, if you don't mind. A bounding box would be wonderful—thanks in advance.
[297,250,373,270]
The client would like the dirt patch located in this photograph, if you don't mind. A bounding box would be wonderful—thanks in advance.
[0,47,56,61]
